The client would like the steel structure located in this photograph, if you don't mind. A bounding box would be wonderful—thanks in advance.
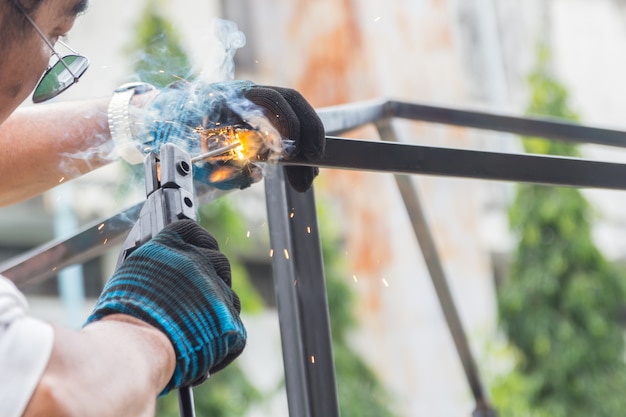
[3,99,626,416]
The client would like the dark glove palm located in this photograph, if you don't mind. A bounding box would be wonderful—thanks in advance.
[146,80,325,192]
[85,220,246,395]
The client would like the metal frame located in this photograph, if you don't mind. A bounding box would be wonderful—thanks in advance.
[3,99,626,416]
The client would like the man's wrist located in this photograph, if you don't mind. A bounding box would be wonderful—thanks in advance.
[84,314,176,394]
[108,82,157,165]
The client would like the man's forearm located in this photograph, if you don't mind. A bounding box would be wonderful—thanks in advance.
[0,98,111,206]
[22,315,176,417]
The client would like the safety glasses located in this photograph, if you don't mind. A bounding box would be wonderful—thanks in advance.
[13,1,89,103]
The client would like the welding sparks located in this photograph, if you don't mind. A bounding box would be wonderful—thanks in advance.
[284,249,290,260]
[269,249,274,257]
[382,278,389,287]
[103,238,108,245]
[306,226,311,234]
[246,230,251,238]
[353,274,358,283]
[97,223,104,231]
[58,177,65,183]
[195,125,268,165]
[310,355,316,364]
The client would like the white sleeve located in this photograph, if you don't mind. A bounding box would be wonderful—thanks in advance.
[0,276,54,417]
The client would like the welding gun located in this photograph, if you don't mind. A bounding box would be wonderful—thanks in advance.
[116,142,199,417]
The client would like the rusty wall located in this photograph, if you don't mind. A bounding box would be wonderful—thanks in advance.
[237,1,502,415]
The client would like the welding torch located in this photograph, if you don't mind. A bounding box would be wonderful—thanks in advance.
[116,140,243,417]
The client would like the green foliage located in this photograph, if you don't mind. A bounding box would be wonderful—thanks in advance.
[156,365,263,417]
[197,196,265,314]
[492,46,626,416]
[333,342,396,417]
[127,0,194,87]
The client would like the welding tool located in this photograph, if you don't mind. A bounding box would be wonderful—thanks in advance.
[117,140,244,259]
[92,142,246,417]
[116,142,247,417]
[115,143,198,417]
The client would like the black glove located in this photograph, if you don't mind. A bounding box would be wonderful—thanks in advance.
[144,80,325,192]
[85,220,246,395]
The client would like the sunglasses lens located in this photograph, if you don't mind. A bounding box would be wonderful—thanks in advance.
[32,55,89,103]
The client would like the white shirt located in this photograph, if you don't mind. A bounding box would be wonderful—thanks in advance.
[0,276,53,417]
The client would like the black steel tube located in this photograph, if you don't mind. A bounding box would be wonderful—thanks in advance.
[283,137,626,190]
[317,99,392,135]
[316,99,626,148]
[284,174,340,417]
[265,167,312,417]
[264,166,340,417]
[1,203,141,288]
[390,101,626,148]
[7,137,626,288]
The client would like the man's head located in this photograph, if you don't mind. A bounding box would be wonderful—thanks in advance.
[0,0,88,123]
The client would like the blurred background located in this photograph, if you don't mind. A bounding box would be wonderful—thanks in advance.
[4,0,626,416]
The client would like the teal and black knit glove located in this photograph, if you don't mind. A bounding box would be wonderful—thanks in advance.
[85,220,246,395]
[143,80,325,192]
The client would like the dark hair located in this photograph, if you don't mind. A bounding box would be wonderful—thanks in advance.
[0,0,45,54]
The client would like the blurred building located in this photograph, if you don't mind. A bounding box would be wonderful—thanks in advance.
[3,0,626,416]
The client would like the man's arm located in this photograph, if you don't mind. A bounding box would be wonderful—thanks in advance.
[0,98,111,207]
[22,314,176,417]
[0,88,158,207]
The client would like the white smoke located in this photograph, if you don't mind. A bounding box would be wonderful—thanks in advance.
[194,19,247,84]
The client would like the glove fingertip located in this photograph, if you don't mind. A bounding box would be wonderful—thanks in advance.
[165,220,220,250]
[286,166,319,192]
[204,249,233,286]
[266,86,325,160]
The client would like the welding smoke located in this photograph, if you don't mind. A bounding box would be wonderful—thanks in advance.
[59,17,287,205]
[195,19,247,84]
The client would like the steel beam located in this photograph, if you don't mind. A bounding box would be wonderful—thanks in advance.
[318,100,626,148]
[389,101,626,148]
[6,136,626,287]
[1,203,141,288]
[284,136,626,190]
[264,166,340,417]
